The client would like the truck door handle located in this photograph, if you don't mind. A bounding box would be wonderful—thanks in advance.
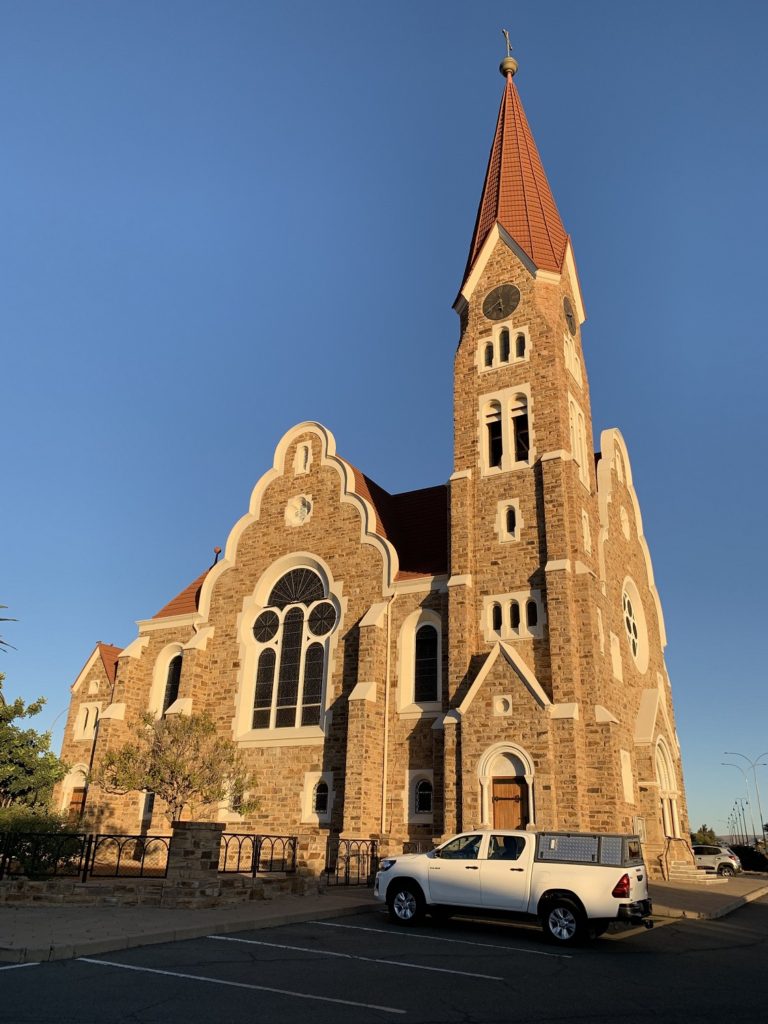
[509,867,524,872]
[465,865,479,870]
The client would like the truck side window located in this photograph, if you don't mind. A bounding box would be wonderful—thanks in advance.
[439,834,482,860]
[488,835,523,860]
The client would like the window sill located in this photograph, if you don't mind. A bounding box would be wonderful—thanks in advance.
[237,725,325,748]
[398,703,442,721]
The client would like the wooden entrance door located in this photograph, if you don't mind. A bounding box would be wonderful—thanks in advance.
[492,777,529,829]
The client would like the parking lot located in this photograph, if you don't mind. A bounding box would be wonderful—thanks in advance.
[2,901,767,1023]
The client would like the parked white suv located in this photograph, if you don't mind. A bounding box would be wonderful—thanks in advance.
[692,844,742,877]
[374,829,653,945]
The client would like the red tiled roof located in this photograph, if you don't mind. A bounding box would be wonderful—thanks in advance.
[97,643,122,686]
[343,459,448,579]
[153,570,209,619]
[466,72,568,277]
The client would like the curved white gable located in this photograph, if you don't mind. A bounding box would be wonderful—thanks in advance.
[195,421,399,624]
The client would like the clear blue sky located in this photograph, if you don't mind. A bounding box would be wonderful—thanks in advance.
[2,1,767,836]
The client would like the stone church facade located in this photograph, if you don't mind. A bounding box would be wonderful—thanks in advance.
[56,54,690,877]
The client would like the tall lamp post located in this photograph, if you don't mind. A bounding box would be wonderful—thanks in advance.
[735,798,750,845]
[722,763,758,842]
[725,751,768,848]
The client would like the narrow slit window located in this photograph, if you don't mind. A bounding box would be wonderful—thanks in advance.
[510,601,521,630]
[486,402,503,468]
[499,328,510,362]
[414,625,439,703]
[505,505,516,537]
[491,603,502,632]
[527,600,538,628]
[484,342,494,367]
[511,397,530,463]
[515,333,526,358]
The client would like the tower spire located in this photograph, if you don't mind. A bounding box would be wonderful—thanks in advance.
[464,44,568,279]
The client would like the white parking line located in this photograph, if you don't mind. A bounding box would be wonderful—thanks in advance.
[207,934,503,981]
[78,958,405,1014]
[0,962,40,971]
[317,920,573,959]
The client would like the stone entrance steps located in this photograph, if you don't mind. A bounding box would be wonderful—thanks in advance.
[667,864,727,885]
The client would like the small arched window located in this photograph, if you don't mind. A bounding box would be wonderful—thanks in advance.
[515,333,526,358]
[492,603,503,632]
[485,402,503,469]
[415,779,433,814]
[162,655,182,714]
[313,780,329,815]
[506,506,516,536]
[414,625,439,703]
[484,343,494,367]
[510,601,521,630]
[526,600,538,628]
[499,328,510,362]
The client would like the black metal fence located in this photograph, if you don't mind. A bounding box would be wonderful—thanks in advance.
[88,834,171,878]
[402,840,434,854]
[219,833,297,875]
[0,831,89,881]
[325,837,378,886]
[0,831,171,881]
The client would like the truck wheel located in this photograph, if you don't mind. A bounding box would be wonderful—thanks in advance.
[718,864,735,877]
[541,899,586,945]
[388,882,425,925]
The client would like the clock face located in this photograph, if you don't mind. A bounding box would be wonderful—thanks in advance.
[563,296,577,336]
[482,283,521,321]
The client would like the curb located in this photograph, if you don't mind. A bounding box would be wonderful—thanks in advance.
[652,884,768,921]
[0,898,376,965]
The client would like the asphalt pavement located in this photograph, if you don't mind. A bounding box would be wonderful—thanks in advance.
[2,899,767,1023]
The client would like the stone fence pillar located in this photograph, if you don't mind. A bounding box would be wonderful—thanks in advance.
[162,820,225,907]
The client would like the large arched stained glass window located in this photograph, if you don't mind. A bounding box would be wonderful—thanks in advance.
[251,568,337,730]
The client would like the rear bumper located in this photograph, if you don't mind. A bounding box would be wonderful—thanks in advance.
[617,899,653,926]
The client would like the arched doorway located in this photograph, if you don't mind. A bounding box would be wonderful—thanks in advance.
[478,744,534,829]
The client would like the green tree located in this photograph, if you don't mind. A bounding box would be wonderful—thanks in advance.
[691,824,718,845]
[0,675,68,808]
[97,712,258,823]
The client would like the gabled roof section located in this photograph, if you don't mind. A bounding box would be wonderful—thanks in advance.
[153,569,209,619]
[97,643,122,686]
[465,70,568,279]
[342,460,448,580]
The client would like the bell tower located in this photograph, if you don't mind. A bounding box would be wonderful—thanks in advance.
[446,48,601,833]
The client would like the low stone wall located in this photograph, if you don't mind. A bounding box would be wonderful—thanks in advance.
[0,821,323,908]
[0,871,317,908]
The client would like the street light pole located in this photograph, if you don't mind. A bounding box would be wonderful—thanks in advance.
[722,763,757,842]
[725,751,768,848]
[735,798,749,844]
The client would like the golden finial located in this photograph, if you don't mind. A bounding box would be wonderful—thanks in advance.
[500,28,518,77]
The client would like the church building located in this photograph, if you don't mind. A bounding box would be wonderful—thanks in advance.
[56,50,691,878]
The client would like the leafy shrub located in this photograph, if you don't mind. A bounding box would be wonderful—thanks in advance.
[0,804,76,835]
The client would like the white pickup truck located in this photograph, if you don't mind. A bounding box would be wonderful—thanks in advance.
[374,829,653,944]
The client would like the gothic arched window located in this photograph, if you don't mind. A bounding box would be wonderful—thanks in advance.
[313,780,329,814]
[414,624,439,703]
[251,568,337,730]
[162,655,182,714]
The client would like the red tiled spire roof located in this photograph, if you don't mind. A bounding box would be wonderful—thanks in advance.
[466,69,568,277]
